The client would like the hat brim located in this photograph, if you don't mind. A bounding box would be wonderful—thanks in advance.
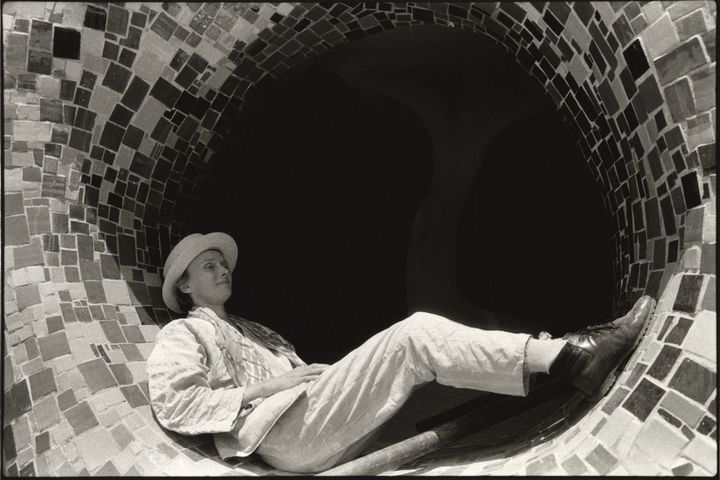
[162,232,238,313]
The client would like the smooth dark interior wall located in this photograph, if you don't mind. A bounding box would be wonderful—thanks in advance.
[457,108,614,337]
[192,26,614,362]
[191,68,434,362]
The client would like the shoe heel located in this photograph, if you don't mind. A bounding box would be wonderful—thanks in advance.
[573,367,618,400]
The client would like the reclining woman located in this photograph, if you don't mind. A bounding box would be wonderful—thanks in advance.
[147,232,655,473]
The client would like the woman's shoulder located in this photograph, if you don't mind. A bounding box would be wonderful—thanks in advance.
[157,315,217,339]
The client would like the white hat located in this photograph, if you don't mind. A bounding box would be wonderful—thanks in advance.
[162,232,238,313]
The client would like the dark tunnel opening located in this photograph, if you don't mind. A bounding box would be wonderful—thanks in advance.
[457,107,615,338]
[189,66,435,362]
[189,25,615,363]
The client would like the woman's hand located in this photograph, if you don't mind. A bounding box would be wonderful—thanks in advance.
[243,364,330,405]
[270,363,330,391]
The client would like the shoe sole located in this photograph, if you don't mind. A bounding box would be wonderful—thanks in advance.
[576,298,657,402]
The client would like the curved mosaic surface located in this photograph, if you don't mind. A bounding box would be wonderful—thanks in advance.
[2,1,716,475]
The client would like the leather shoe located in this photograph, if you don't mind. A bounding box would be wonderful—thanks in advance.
[550,295,656,400]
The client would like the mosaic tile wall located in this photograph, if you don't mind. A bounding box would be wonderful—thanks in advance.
[2,1,716,476]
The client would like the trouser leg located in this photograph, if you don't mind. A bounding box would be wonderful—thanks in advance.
[257,311,532,473]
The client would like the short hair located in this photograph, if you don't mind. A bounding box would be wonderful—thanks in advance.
[174,270,194,313]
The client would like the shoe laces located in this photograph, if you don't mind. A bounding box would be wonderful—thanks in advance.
[575,321,621,337]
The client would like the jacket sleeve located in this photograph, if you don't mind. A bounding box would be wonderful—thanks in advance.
[147,320,246,435]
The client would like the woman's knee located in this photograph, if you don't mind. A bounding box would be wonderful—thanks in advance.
[388,311,452,347]
[402,311,451,330]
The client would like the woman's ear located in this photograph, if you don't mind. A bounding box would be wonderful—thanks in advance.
[178,278,192,294]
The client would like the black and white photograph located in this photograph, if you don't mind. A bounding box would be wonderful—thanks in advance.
[1,1,717,476]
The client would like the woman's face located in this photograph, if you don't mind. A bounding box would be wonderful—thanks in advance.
[180,249,232,308]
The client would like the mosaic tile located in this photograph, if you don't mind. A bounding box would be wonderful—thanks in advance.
[6,32,30,68]
[681,171,703,209]
[15,283,41,311]
[186,31,202,47]
[669,358,716,404]
[73,107,96,132]
[5,215,31,246]
[99,121,125,152]
[107,5,130,36]
[28,368,57,400]
[118,48,136,68]
[102,41,120,62]
[641,13,678,60]
[3,426,18,462]
[524,453,557,475]
[56,388,78,412]
[175,64,200,89]
[5,193,24,216]
[84,5,107,31]
[14,18,30,32]
[94,460,120,476]
[75,306,93,322]
[27,206,52,234]
[73,86,91,107]
[120,384,149,408]
[107,104,132,128]
[84,280,107,304]
[18,462,35,477]
[697,415,716,435]
[109,364,133,385]
[46,314,64,333]
[14,239,45,268]
[583,443,617,475]
[38,331,71,361]
[118,343,144,362]
[78,70,96,90]
[215,8,240,31]
[658,407,683,428]
[148,77,182,108]
[27,48,54,74]
[151,12,178,41]
[118,233,137,266]
[121,325,145,343]
[63,401,100,435]
[131,11,147,28]
[6,380,32,423]
[74,428,122,471]
[120,26,143,50]
[691,69,715,117]
[673,274,705,313]
[647,344,682,381]
[623,379,665,421]
[102,62,132,94]
[34,395,61,430]
[664,78,696,123]
[654,37,709,85]
[190,9,213,35]
[664,317,693,345]
[35,430,51,455]
[53,27,81,60]
[110,423,135,450]
[682,436,716,473]
[122,125,144,149]
[77,358,118,394]
[636,419,689,469]
[29,20,53,51]
[672,462,694,475]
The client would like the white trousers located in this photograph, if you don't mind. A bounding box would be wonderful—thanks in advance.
[256,312,532,473]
